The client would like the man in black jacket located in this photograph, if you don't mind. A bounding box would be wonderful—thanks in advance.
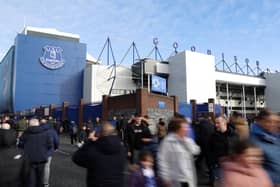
[208,114,239,185]
[19,118,52,187]
[125,114,152,164]
[72,123,126,187]
[0,123,29,187]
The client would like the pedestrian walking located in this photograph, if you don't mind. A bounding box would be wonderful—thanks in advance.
[158,117,200,187]
[72,123,126,187]
[19,118,52,187]
[220,139,273,187]
[250,109,280,186]
[0,123,29,187]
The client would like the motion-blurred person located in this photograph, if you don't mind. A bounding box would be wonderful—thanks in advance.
[129,151,157,187]
[93,117,102,137]
[229,111,249,139]
[157,118,167,143]
[0,123,28,187]
[47,116,55,127]
[72,123,125,187]
[69,121,78,145]
[19,118,52,187]
[3,114,16,129]
[174,113,195,140]
[111,115,117,128]
[126,114,153,164]
[85,118,94,136]
[221,139,273,187]
[250,109,280,186]
[158,118,200,187]
[195,114,215,173]
[208,114,239,186]
[79,125,87,144]
[40,118,59,187]
[116,114,126,142]
[16,116,28,138]
[185,117,195,140]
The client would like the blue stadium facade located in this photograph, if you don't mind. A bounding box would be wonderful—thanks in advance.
[0,28,86,113]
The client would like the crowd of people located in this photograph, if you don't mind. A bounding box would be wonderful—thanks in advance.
[0,109,280,187]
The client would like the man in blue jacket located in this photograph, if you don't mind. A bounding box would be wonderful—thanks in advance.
[250,109,280,186]
[40,117,59,187]
[19,118,52,187]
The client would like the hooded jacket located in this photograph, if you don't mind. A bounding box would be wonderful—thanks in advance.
[19,126,52,163]
[250,123,280,185]
[0,129,29,187]
[72,135,126,187]
[221,160,273,187]
[158,133,200,187]
[40,123,59,157]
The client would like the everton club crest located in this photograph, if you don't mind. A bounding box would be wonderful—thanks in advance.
[40,45,64,70]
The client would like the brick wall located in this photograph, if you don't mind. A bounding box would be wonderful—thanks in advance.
[102,89,178,122]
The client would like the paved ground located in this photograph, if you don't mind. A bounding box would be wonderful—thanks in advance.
[50,135,210,187]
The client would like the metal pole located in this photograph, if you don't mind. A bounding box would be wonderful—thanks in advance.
[148,74,150,93]
[254,87,257,115]
[141,60,144,89]
[242,85,246,118]
[226,83,230,115]
[107,39,110,65]
[155,47,157,60]
[133,42,135,64]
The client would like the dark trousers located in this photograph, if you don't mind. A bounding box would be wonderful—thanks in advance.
[70,134,77,144]
[29,162,46,187]
[181,182,189,187]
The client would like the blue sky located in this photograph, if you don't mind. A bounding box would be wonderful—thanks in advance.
[0,0,280,71]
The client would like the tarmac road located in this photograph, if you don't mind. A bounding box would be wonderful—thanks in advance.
[50,135,210,187]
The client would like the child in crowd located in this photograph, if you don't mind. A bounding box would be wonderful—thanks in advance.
[129,151,157,187]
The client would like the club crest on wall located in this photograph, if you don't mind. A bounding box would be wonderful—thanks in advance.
[40,45,64,69]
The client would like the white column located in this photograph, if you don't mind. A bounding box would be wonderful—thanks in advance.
[254,87,257,115]
[242,85,246,118]
[226,83,230,115]
[148,74,150,93]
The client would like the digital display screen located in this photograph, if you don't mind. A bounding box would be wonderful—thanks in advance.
[151,75,167,94]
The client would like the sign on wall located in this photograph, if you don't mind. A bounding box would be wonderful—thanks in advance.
[158,101,166,109]
[40,45,64,70]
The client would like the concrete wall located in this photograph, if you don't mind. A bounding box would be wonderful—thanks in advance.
[168,52,187,102]
[265,73,280,112]
[215,71,266,86]
[83,64,136,103]
[168,51,216,103]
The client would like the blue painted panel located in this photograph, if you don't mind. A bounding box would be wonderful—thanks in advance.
[215,104,222,114]
[52,107,62,120]
[13,34,86,111]
[179,102,192,119]
[67,105,79,123]
[83,104,102,122]
[0,46,14,113]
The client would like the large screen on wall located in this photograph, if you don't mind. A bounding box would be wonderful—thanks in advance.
[151,75,167,94]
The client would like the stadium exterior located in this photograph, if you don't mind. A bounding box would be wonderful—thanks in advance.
[1,27,280,116]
